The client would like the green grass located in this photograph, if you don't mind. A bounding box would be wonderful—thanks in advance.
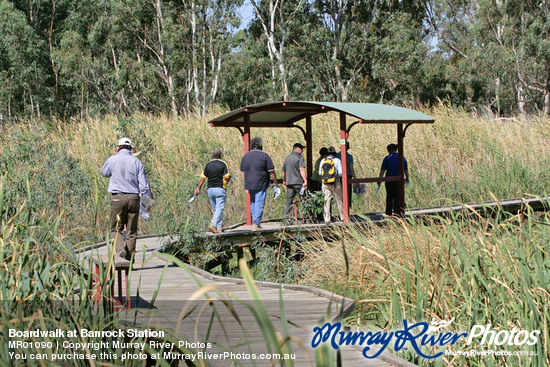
[1,106,549,248]
[1,106,549,366]
[0,179,340,366]
[298,208,550,366]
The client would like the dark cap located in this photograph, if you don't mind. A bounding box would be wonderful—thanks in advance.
[327,146,337,154]
[293,142,305,150]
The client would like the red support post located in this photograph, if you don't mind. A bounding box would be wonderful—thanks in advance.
[305,116,313,181]
[243,114,252,225]
[397,123,405,216]
[340,112,349,222]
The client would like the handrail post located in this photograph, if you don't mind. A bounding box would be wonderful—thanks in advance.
[243,114,252,225]
[340,112,349,222]
[397,123,405,216]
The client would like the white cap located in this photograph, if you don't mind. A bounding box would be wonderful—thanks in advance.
[117,137,133,147]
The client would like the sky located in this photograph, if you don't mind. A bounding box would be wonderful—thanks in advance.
[237,1,255,31]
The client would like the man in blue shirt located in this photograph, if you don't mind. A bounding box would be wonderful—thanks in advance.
[101,138,151,260]
[378,143,409,216]
[240,137,279,231]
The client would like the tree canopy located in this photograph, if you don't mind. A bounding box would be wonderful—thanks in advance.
[1,0,549,121]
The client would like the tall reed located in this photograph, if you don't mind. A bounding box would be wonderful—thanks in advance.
[299,208,550,366]
[1,106,549,247]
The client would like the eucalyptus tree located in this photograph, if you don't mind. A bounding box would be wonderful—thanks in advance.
[178,0,243,115]
[426,0,550,115]
[250,0,305,100]
[370,11,429,105]
[0,0,52,121]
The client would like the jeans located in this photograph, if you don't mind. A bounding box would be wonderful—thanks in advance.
[249,189,267,225]
[208,187,226,230]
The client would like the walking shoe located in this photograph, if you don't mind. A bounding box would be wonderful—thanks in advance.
[208,225,219,233]
[252,224,262,231]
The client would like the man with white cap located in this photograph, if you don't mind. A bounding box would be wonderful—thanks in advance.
[101,137,151,260]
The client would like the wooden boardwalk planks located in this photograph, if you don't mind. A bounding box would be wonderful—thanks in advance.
[82,236,413,366]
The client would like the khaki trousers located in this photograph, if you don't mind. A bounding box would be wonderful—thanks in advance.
[109,194,140,256]
[322,181,344,222]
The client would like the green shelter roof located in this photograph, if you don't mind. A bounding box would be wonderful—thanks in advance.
[208,101,435,128]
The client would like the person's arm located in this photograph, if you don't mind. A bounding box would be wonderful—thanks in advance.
[282,170,287,187]
[137,163,150,196]
[335,159,343,177]
[100,157,112,177]
[299,167,307,188]
[194,176,206,196]
[378,169,385,187]
[269,170,279,187]
[349,162,356,179]
[404,169,410,183]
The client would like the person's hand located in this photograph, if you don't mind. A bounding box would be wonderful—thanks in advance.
[273,185,281,199]
[282,180,287,187]
[405,179,410,186]
[194,188,200,196]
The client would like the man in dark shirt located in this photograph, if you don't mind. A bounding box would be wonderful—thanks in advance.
[378,143,409,216]
[282,143,308,221]
[240,137,279,231]
[194,148,231,233]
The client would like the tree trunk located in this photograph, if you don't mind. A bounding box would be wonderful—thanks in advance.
[154,0,177,115]
[251,0,297,101]
[516,84,526,116]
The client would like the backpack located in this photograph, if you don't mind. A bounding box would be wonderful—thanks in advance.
[320,158,337,184]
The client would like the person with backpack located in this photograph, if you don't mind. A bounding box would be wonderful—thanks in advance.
[194,148,232,233]
[309,147,328,193]
[318,146,344,223]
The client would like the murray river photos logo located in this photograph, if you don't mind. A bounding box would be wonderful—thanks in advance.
[311,318,540,360]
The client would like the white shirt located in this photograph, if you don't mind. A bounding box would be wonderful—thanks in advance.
[318,155,342,176]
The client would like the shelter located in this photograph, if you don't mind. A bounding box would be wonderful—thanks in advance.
[208,101,435,224]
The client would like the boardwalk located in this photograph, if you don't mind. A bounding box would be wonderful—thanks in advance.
[82,236,413,367]
[202,195,550,244]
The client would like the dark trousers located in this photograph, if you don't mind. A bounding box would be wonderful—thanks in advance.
[344,182,352,209]
[110,193,140,256]
[284,184,303,219]
[309,179,322,193]
[385,182,400,216]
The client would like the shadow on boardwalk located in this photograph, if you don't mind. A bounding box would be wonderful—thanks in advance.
[82,236,414,367]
